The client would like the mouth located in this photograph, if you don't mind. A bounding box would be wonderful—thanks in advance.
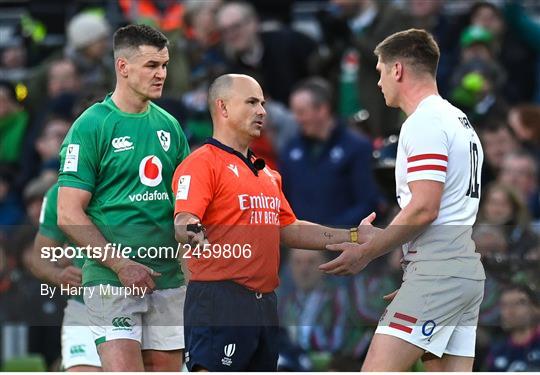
[152,83,163,89]
[253,120,264,128]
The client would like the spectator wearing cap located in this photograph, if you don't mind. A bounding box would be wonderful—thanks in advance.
[468,1,538,104]
[0,80,29,165]
[449,25,508,123]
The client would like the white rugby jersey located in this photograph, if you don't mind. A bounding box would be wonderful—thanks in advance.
[395,95,485,280]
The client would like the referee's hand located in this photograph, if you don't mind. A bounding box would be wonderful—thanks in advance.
[115,259,161,294]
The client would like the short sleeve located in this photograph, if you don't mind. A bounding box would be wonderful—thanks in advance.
[172,152,215,220]
[38,185,67,243]
[58,115,100,193]
[402,117,449,184]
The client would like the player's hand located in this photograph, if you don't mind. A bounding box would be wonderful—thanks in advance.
[319,242,373,275]
[355,212,382,244]
[383,289,399,301]
[114,259,161,294]
[56,266,82,287]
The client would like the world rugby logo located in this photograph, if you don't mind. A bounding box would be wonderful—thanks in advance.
[139,155,163,187]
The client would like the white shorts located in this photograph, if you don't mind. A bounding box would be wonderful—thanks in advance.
[61,299,101,369]
[375,275,484,358]
[84,285,185,351]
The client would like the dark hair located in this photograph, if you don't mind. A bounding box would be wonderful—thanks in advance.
[291,77,333,108]
[468,1,502,25]
[501,283,538,306]
[113,24,168,56]
[0,80,17,103]
[479,119,514,136]
[374,28,440,78]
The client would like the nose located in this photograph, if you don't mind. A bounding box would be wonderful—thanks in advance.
[258,103,266,117]
[156,66,166,80]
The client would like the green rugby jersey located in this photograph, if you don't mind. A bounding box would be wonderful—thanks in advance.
[39,183,85,303]
[58,94,190,289]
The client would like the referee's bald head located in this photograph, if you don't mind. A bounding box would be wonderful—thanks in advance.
[208,74,260,118]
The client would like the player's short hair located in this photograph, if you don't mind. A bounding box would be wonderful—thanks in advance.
[374,29,440,78]
[207,74,235,116]
[291,77,333,108]
[113,24,168,59]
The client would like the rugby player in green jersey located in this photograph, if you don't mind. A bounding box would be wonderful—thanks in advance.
[32,183,102,371]
[57,25,189,371]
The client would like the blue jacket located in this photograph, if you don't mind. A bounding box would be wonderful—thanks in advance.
[279,122,379,227]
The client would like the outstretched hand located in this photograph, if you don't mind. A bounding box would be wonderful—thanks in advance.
[356,212,381,244]
[319,242,372,275]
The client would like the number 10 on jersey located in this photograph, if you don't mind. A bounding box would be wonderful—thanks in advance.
[466,142,480,199]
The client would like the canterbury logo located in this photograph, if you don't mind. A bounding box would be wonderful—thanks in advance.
[112,136,134,152]
[224,343,236,358]
[112,317,132,328]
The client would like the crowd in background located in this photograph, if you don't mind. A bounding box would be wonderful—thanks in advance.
[0,0,539,371]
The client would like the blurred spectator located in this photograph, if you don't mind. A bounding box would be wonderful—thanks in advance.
[342,249,402,360]
[25,11,113,113]
[407,0,460,96]
[507,104,540,164]
[278,249,347,370]
[118,0,184,33]
[22,175,55,226]
[0,166,25,232]
[478,182,537,257]
[449,25,507,124]
[216,1,318,105]
[0,41,29,83]
[0,79,29,166]
[502,0,540,103]
[46,59,81,99]
[498,150,540,219]
[324,0,413,137]
[178,0,226,144]
[34,116,71,180]
[485,284,540,371]
[280,78,379,226]
[479,120,519,187]
[468,1,538,104]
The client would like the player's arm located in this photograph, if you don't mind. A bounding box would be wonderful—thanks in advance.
[320,180,443,275]
[30,234,82,287]
[58,187,159,290]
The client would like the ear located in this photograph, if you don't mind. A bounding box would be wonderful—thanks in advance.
[116,57,129,78]
[394,62,403,81]
[217,99,228,118]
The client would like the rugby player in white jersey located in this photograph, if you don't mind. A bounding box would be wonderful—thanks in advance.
[320,29,485,371]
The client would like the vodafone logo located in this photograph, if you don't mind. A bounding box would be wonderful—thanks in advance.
[139,155,163,187]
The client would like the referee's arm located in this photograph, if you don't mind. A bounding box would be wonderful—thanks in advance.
[280,219,353,250]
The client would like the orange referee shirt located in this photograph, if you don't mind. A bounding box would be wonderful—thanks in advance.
[172,139,296,293]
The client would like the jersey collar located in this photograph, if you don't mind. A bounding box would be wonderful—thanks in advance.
[205,138,260,176]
